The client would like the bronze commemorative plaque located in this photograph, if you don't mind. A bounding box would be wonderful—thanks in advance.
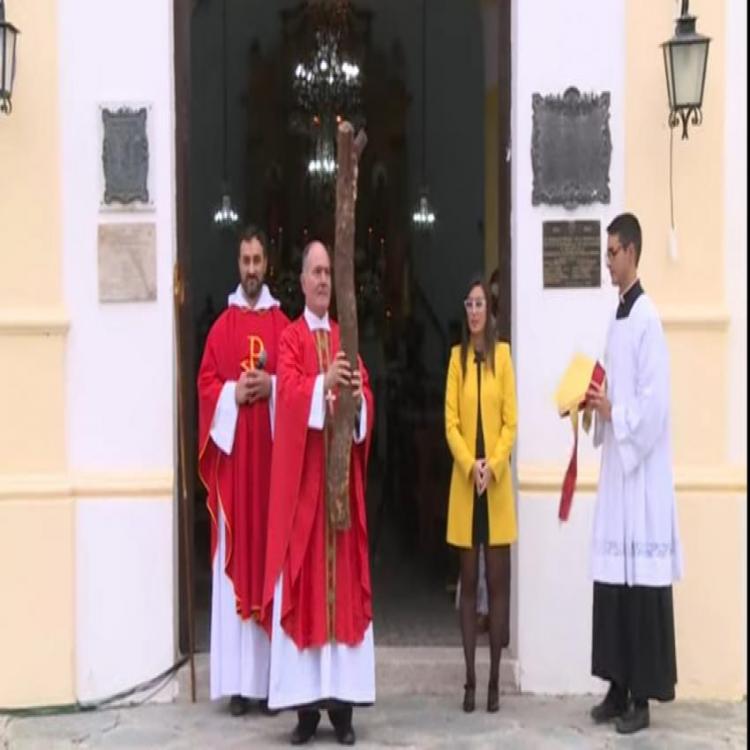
[543,220,601,288]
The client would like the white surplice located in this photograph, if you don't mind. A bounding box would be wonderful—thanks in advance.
[591,291,683,587]
[267,307,375,710]
[208,283,279,700]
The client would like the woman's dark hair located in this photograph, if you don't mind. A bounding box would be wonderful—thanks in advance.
[460,275,496,378]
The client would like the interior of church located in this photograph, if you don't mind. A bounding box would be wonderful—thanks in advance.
[183,0,499,650]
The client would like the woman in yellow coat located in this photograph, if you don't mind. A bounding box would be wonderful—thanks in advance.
[444,276,517,714]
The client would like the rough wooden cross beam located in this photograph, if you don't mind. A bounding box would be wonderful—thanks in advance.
[327,121,367,531]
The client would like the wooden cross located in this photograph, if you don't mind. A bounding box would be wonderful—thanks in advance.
[325,387,337,416]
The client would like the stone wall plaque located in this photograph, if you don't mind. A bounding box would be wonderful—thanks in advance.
[543,220,601,288]
[101,105,151,207]
[531,87,611,209]
[97,223,157,302]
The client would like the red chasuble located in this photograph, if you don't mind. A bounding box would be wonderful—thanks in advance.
[198,304,289,621]
[261,317,374,649]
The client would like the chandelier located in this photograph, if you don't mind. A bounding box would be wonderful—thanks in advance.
[307,128,337,177]
[213,189,239,226]
[292,1,363,188]
[293,30,361,117]
[213,0,240,229]
[412,0,436,232]
[412,190,436,228]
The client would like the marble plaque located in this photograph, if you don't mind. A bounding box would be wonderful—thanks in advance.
[97,223,157,302]
[543,220,601,288]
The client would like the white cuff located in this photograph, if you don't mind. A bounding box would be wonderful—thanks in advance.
[308,375,326,430]
[210,381,238,455]
[353,397,368,444]
[269,375,277,439]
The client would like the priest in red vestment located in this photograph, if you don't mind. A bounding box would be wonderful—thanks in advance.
[197,225,289,716]
[262,240,375,746]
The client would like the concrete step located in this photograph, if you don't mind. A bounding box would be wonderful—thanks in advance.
[176,648,519,704]
[375,647,519,696]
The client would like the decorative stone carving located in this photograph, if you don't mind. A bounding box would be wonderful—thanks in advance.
[101,106,150,206]
[531,87,611,209]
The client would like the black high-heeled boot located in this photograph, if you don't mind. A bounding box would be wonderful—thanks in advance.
[487,680,499,713]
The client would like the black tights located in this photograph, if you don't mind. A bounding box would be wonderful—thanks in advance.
[459,544,511,688]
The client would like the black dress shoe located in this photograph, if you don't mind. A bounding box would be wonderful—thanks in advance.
[590,683,628,723]
[328,706,356,745]
[290,710,321,745]
[462,683,476,713]
[615,701,650,734]
[229,695,250,717]
[334,725,356,745]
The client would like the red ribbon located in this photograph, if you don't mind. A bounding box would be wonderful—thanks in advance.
[558,361,606,522]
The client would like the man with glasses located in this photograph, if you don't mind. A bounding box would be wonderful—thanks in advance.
[585,213,683,734]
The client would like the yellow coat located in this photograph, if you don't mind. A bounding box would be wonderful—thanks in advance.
[445,342,518,547]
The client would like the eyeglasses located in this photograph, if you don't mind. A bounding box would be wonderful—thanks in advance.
[463,298,486,311]
[606,244,625,261]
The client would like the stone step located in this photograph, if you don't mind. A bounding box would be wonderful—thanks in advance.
[375,647,519,696]
[176,648,519,704]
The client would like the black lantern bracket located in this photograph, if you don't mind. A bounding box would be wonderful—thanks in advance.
[669,105,703,141]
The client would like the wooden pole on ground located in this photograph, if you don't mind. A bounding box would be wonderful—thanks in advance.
[173,263,197,703]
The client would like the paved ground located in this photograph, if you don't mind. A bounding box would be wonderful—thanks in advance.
[1,654,745,749]
[1,692,746,749]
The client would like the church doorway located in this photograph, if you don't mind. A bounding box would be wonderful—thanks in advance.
[174,0,511,654]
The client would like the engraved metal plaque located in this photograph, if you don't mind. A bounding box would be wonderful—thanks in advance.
[531,87,611,209]
[101,106,150,206]
[97,223,157,302]
[542,220,601,288]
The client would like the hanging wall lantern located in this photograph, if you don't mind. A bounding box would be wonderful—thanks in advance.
[661,0,711,139]
[0,0,20,115]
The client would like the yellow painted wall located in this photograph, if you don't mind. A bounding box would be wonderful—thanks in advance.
[627,0,746,698]
[666,326,728,466]
[674,493,746,699]
[0,0,63,307]
[0,0,66,474]
[0,331,67,473]
[625,0,725,307]
[0,499,75,707]
[0,0,74,706]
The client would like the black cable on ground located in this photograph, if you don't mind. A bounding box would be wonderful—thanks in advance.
[0,656,189,718]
